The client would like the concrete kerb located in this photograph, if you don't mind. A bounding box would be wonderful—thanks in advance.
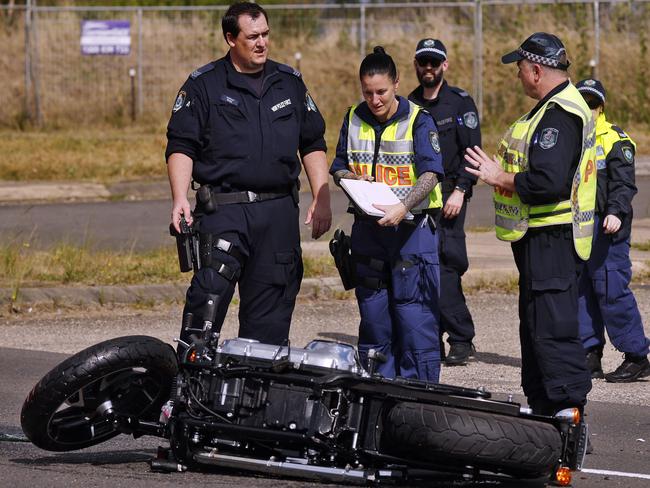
[2,233,649,309]
[0,278,348,310]
[2,179,650,308]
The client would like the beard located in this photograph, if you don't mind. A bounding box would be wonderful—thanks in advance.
[417,68,443,89]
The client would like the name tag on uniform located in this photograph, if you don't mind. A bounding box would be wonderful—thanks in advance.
[436,117,453,127]
[220,94,240,106]
[271,98,292,112]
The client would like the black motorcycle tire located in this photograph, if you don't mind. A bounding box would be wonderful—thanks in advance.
[383,402,562,478]
[21,335,177,452]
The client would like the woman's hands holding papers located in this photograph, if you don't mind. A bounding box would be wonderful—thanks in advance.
[374,202,409,227]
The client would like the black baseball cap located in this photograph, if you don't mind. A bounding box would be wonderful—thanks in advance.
[415,38,447,61]
[576,79,606,105]
[501,32,570,70]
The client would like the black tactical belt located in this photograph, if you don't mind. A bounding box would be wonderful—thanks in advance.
[196,184,298,215]
[212,190,290,204]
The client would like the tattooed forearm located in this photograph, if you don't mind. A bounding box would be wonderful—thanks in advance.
[402,172,438,210]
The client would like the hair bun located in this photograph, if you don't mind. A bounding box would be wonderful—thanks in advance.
[373,46,386,55]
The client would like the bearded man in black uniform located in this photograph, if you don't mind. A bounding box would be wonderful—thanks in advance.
[408,39,480,365]
[166,2,331,346]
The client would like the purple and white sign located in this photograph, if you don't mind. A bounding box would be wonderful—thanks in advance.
[81,20,131,55]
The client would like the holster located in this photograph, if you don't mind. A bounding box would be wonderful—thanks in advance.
[329,229,356,290]
[169,216,200,273]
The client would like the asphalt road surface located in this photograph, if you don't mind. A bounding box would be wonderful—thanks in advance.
[1,294,648,487]
[2,177,650,251]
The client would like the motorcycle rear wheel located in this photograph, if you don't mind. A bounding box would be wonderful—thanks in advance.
[21,335,177,452]
[382,402,561,478]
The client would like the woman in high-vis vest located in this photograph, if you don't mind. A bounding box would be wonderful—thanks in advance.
[576,79,650,383]
[464,33,595,416]
[329,47,445,382]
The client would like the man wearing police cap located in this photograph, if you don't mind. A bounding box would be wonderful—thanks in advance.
[408,38,480,366]
[575,78,650,382]
[465,33,595,415]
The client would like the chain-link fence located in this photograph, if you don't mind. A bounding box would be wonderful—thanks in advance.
[3,1,650,133]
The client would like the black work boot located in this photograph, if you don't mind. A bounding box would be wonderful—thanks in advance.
[585,346,604,379]
[445,342,475,366]
[605,354,650,383]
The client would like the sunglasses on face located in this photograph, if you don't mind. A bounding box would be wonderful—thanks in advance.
[416,57,442,68]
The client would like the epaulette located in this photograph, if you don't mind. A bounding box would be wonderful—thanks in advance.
[277,63,302,78]
[449,86,470,97]
[611,124,628,139]
[190,62,215,80]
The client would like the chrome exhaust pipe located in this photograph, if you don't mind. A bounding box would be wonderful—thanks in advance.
[193,451,405,484]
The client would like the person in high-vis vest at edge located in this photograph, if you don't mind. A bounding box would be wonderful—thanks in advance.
[575,79,650,383]
[465,33,596,416]
[329,46,445,382]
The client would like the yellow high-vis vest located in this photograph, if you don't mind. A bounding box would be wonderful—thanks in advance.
[494,83,597,260]
[595,112,636,171]
[346,100,442,213]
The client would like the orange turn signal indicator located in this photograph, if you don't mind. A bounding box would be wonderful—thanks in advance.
[555,407,581,424]
[555,466,572,486]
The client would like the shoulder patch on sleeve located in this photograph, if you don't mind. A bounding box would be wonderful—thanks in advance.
[463,111,478,129]
[450,86,470,97]
[190,62,215,80]
[429,131,441,153]
[622,144,634,163]
[277,63,302,78]
[611,125,628,139]
[538,127,559,149]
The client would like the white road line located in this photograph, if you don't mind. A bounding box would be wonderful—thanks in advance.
[582,468,650,480]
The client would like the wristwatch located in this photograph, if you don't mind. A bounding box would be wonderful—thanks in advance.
[454,185,467,194]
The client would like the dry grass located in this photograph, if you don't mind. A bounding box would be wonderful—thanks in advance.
[632,240,650,252]
[1,242,184,289]
[0,241,338,292]
[0,125,166,181]
[3,5,650,181]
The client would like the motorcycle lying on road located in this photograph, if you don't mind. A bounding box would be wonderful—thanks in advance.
[20,299,587,486]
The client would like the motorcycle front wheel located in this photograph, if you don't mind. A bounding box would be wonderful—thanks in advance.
[21,335,177,452]
[382,402,562,479]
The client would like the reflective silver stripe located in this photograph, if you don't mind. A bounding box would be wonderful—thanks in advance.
[378,139,414,156]
[394,114,412,141]
[495,214,528,231]
[554,96,590,119]
[573,222,594,238]
[347,104,416,162]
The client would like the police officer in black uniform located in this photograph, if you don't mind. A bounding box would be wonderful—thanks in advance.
[408,39,480,365]
[465,33,593,416]
[166,2,331,346]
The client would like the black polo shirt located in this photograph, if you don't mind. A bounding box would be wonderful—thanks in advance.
[408,81,481,194]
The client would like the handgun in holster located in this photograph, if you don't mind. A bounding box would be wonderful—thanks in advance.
[329,229,356,290]
[169,215,200,273]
